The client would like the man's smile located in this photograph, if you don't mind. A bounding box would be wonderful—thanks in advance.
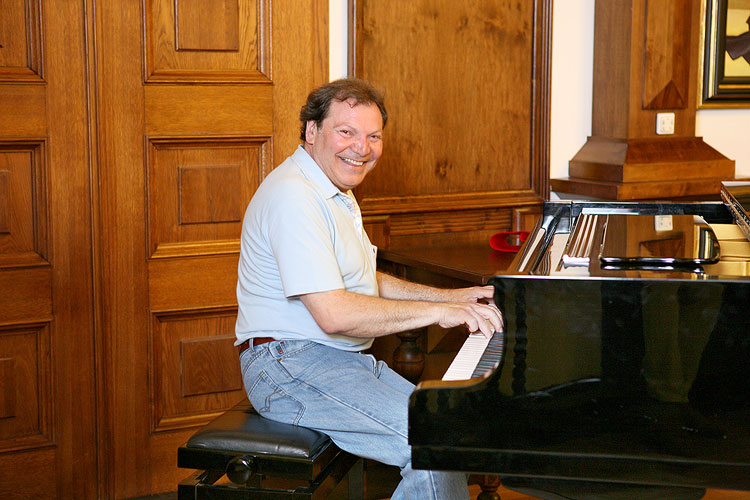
[339,156,366,167]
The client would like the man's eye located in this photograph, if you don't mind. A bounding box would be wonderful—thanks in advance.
[339,129,352,136]
[370,135,381,142]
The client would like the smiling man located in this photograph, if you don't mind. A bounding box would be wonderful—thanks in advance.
[235,78,503,500]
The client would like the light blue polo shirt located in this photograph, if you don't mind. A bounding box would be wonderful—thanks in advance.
[235,146,378,351]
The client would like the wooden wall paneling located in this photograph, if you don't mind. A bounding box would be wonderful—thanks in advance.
[350,0,550,262]
[151,313,242,432]
[271,0,330,167]
[350,0,551,223]
[0,0,97,497]
[45,0,99,496]
[95,0,329,497]
[0,87,46,136]
[146,137,269,257]
[95,0,149,495]
[0,323,51,450]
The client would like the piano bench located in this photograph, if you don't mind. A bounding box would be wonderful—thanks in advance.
[177,400,364,500]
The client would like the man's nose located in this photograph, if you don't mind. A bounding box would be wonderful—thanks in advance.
[351,134,370,156]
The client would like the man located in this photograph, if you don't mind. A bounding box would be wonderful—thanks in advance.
[236,78,503,499]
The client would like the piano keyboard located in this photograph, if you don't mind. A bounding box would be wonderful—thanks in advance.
[442,332,505,381]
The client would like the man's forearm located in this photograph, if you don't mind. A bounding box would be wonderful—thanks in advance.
[299,286,503,339]
[376,271,452,302]
[300,287,444,337]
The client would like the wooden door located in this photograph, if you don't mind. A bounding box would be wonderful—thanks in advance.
[93,1,328,497]
[0,1,98,499]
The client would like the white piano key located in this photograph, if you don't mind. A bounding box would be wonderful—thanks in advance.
[442,333,492,381]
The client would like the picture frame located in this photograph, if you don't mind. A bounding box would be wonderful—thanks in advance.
[700,0,750,107]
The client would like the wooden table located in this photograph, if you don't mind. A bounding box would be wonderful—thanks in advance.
[378,242,518,287]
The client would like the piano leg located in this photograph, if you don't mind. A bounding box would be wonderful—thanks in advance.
[392,329,425,384]
[475,474,501,500]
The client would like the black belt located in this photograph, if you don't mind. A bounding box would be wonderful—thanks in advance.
[237,337,275,355]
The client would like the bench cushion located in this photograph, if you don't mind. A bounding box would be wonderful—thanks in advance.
[185,400,331,459]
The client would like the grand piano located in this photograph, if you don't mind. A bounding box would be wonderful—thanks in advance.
[408,182,750,498]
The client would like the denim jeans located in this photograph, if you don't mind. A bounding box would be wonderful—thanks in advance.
[240,339,470,500]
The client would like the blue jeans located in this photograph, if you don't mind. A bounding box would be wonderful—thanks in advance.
[240,339,469,500]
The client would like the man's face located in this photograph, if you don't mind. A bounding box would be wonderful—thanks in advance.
[304,98,383,192]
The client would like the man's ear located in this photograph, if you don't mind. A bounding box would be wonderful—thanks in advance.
[305,121,317,145]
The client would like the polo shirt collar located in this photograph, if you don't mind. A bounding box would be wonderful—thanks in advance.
[292,145,342,199]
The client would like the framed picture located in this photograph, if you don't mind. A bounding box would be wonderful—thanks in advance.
[700,0,750,107]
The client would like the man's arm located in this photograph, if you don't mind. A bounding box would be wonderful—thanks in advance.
[298,277,503,340]
[376,271,495,304]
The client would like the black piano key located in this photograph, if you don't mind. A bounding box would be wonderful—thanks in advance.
[470,335,505,378]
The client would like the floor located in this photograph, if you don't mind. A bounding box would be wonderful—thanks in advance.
[128,486,750,500]
[130,463,749,500]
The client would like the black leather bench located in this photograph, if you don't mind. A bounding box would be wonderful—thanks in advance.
[178,400,364,500]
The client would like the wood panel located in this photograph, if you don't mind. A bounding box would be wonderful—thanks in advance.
[146,137,268,257]
[0,324,51,451]
[94,0,329,497]
[0,0,43,82]
[642,0,691,109]
[0,142,48,268]
[350,0,550,245]
[152,314,242,432]
[144,0,270,82]
[0,0,97,498]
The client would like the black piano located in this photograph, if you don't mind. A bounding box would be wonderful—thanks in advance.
[409,182,750,498]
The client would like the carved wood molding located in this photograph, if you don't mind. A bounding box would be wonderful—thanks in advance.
[145,135,269,258]
[360,190,545,216]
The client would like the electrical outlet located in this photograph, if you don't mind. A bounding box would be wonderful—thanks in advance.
[654,215,673,231]
[656,112,675,135]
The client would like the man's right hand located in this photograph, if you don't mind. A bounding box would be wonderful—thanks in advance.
[437,301,503,338]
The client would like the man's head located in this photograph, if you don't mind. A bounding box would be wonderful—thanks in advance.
[300,79,387,192]
[299,78,387,142]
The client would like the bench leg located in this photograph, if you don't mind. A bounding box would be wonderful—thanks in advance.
[347,458,364,500]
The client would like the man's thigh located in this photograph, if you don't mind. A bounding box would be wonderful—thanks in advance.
[241,340,413,466]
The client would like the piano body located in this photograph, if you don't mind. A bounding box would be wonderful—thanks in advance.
[409,183,750,493]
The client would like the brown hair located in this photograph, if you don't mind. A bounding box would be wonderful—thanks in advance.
[299,78,387,141]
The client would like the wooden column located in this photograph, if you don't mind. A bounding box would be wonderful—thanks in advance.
[552,0,735,200]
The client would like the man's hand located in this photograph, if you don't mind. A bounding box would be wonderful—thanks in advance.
[437,300,503,339]
[443,285,495,304]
